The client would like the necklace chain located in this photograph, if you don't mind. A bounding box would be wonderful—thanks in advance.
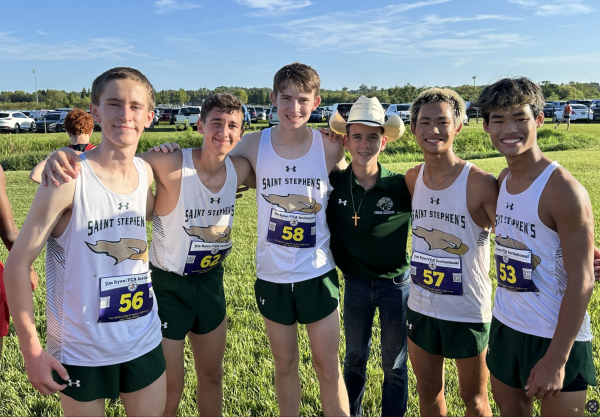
[350,168,378,225]
[424,159,463,187]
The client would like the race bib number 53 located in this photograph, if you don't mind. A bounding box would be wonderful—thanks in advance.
[410,252,463,296]
[494,245,539,292]
[267,209,316,248]
[98,272,153,323]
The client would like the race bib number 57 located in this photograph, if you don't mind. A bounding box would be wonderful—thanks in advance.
[267,209,316,248]
[410,251,463,296]
[98,272,153,323]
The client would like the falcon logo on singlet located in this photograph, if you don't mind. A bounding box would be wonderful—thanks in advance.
[86,238,148,264]
[262,194,322,213]
[183,225,232,242]
[412,227,469,256]
[495,236,541,270]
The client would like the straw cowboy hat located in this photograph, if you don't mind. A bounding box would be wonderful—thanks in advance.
[329,96,405,142]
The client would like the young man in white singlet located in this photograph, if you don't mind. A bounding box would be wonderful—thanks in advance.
[480,77,596,417]
[404,88,497,417]
[4,67,166,416]
[41,93,253,416]
[229,62,349,416]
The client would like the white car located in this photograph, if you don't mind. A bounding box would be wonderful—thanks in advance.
[0,111,36,133]
[553,104,593,123]
[385,103,411,124]
[268,105,279,127]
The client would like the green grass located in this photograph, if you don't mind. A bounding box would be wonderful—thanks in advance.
[0,147,599,416]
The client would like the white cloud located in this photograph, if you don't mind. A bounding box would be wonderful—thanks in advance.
[154,0,201,15]
[488,54,600,65]
[37,30,49,36]
[508,0,595,16]
[236,0,313,15]
[557,23,581,28]
[0,33,153,61]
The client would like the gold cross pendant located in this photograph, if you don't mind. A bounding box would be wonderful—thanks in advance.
[352,213,360,226]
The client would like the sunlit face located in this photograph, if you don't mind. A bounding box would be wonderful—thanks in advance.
[198,109,244,155]
[91,79,153,147]
[411,102,461,156]
[344,123,387,168]
[483,104,544,158]
[270,83,320,130]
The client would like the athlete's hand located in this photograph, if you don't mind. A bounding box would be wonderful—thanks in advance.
[236,185,250,199]
[593,246,600,282]
[30,267,39,292]
[317,127,344,144]
[524,355,565,399]
[42,148,81,187]
[23,348,69,395]
[151,142,181,153]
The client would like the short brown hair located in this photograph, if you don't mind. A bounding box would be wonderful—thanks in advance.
[64,109,94,136]
[91,67,155,110]
[200,93,245,124]
[410,88,465,127]
[273,62,320,97]
[477,77,545,123]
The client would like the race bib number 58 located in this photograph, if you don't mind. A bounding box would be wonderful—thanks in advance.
[98,272,153,323]
[267,209,316,248]
[410,252,463,296]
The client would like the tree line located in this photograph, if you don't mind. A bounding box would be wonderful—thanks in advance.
[1,81,599,111]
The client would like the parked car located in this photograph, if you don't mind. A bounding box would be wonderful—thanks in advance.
[252,106,266,121]
[268,105,279,127]
[381,103,391,111]
[174,106,201,130]
[308,109,323,123]
[543,102,558,118]
[329,103,354,121]
[590,102,600,120]
[0,111,36,133]
[553,104,593,123]
[247,106,258,123]
[30,109,50,121]
[169,108,181,125]
[466,102,479,118]
[35,111,67,133]
[385,103,411,124]
[160,108,173,122]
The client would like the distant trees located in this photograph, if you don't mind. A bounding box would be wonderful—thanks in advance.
[234,89,248,104]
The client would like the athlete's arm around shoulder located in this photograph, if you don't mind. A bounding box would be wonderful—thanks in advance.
[321,131,347,173]
[524,167,595,399]
[4,180,74,394]
[230,131,260,187]
[230,155,255,188]
[142,159,155,220]
[466,166,498,229]
[404,163,423,198]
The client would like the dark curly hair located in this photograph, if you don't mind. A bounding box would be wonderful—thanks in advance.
[477,77,545,124]
[64,109,94,136]
[200,93,245,124]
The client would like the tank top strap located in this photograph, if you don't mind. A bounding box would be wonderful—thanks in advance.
[181,148,195,170]
[528,161,560,202]
[311,129,328,169]
[454,161,472,190]
[414,163,425,194]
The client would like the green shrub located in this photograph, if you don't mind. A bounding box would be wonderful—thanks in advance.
[1,152,48,171]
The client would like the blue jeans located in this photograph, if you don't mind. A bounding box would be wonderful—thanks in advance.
[343,273,410,417]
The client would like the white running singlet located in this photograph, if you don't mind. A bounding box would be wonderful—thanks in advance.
[45,157,162,366]
[493,161,592,341]
[150,148,237,276]
[255,128,335,283]
[408,162,492,323]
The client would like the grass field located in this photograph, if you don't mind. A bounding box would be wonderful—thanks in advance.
[0,145,599,416]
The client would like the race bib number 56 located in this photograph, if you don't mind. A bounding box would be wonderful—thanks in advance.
[98,272,153,323]
[267,209,316,248]
[494,245,539,292]
[410,252,463,296]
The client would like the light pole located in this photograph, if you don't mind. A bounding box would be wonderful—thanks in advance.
[32,70,38,104]
[472,76,478,122]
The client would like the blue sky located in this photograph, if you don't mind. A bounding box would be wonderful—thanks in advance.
[1,0,598,93]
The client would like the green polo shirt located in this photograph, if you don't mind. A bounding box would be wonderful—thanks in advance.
[327,162,412,281]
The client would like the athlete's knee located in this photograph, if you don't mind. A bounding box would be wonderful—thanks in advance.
[416,378,444,400]
[197,364,224,386]
[459,389,489,411]
[313,355,341,384]
[273,352,299,376]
